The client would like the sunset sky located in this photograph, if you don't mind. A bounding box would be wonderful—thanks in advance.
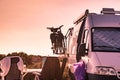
[0,0,120,55]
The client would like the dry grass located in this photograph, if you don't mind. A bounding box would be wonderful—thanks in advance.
[27,61,42,69]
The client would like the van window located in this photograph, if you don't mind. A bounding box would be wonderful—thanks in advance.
[82,30,89,44]
[92,27,120,52]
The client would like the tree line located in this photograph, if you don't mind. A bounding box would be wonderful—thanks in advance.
[0,52,36,66]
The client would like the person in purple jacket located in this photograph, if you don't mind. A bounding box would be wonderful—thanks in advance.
[73,61,86,80]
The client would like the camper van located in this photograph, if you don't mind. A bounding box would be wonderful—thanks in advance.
[68,8,120,80]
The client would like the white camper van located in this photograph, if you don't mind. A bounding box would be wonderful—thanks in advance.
[68,8,120,80]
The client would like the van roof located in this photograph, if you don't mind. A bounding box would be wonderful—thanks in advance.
[74,8,120,28]
[89,13,120,27]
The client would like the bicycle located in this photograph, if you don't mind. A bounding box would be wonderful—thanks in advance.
[47,25,65,54]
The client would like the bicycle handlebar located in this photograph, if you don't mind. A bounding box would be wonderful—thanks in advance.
[47,25,64,31]
[59,25,64,29]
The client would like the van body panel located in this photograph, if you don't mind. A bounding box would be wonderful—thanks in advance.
[87,52,120,74]
[95,52,120,70]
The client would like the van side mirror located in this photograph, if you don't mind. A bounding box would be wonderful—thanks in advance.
[79,43,86,56]
[76,43,86,62]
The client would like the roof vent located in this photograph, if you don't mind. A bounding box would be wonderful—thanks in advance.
[101,8,120,14]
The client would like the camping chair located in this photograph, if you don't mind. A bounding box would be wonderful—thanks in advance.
[41,57,60,80]
[40,56,67,80]
[0,56,24,80]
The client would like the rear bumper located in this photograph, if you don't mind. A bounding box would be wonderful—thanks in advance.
[87,73,120,80]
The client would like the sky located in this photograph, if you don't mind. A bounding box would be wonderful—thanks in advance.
[0,0,120,55]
